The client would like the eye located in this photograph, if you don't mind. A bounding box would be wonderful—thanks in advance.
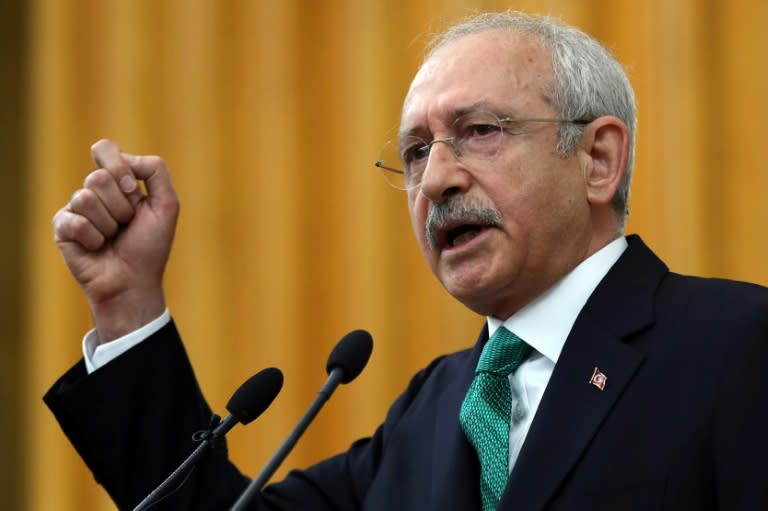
[467,123,500,138]
[400,138,430,165]
[453,111,503,141]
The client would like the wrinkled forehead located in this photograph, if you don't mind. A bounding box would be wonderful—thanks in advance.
[401,28,555,134]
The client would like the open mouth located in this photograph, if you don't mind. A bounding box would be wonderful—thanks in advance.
[431,221,495,251]
[446,224,486,248]
[425,199,502,251]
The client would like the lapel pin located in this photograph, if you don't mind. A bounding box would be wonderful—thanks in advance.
[589,367,607,391]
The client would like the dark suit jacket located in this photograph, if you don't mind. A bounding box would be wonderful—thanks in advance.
[45,236,768,510]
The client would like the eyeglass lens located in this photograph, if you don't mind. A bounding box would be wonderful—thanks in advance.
[377,111,506,190]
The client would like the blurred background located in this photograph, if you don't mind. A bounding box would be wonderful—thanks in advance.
[2,0,767,509]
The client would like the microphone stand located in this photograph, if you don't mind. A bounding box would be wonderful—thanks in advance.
[229,368,344,511]
[134,414,227,511]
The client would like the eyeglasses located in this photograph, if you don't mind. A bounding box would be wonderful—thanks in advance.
[374,110,592,190]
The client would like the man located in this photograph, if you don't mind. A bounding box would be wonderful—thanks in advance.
[46,11,768,510]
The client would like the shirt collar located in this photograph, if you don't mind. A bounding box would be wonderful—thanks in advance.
[487,236,628,364]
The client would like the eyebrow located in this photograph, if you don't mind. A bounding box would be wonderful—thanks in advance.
[399,101,512,139]
[451,101,502,118]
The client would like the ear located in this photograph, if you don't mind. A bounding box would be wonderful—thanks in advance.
[579,116,629,207]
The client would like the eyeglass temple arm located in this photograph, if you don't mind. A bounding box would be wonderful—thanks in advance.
[375,160,405,175]
[498,117,594,125]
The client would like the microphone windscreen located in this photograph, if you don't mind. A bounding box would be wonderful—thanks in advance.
[226,367,284,425]
[326,329,373,384]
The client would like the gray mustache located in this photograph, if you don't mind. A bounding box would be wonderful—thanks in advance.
[426,198,502,250]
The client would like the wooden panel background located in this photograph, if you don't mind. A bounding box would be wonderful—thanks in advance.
[6,0,766,509]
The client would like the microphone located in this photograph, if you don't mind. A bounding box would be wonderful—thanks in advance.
[229,329,373,511]
[133,367,284,511]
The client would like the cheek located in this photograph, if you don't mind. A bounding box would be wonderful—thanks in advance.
[488,175,569,242]
[407,195,427,242]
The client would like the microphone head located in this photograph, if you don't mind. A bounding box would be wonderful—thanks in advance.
[326,329,373,384]
[226,367,283,425]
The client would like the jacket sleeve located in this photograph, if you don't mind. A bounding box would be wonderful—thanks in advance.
[44,320,250,510]
[44,319,443,510]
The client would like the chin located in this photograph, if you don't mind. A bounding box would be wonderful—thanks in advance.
[437,256,497,292]
[450,292,497,317]
[438,264,522,318]
[439,275,490,311]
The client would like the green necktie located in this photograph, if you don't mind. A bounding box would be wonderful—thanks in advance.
[459,327,533,511]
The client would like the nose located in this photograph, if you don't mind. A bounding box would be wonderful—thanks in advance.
[418,139,471,203]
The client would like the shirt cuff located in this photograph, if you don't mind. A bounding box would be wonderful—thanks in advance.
[82,309,171,374]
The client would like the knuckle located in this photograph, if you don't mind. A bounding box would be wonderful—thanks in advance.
[160,195,181,214]
[52,210,105,250]
[51,208,67,232]
[69,188,96,212]
[55,212,83,240]
[70,216,103,249]
[83,168,113,189]
[68,214,90,238]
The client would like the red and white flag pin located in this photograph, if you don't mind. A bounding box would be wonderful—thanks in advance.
[589,367,607,391]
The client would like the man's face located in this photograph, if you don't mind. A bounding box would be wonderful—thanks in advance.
[402,29,594,319]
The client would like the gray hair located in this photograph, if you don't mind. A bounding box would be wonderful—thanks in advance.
[425,11,637,223]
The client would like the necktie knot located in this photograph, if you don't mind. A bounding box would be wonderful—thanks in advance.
[476,326,532,376]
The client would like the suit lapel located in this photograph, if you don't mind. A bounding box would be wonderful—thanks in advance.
[499,236,668,511]
[501,318,644,510]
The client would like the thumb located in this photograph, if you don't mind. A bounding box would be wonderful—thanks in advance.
[121,153,179,206]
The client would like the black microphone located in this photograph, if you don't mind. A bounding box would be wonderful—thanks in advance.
[229,330,373,511]
[133,367,284,511]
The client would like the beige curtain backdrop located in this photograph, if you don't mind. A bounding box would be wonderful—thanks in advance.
[18,0,768,509]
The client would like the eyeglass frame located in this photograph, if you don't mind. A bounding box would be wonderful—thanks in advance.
[374,112,594,190]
